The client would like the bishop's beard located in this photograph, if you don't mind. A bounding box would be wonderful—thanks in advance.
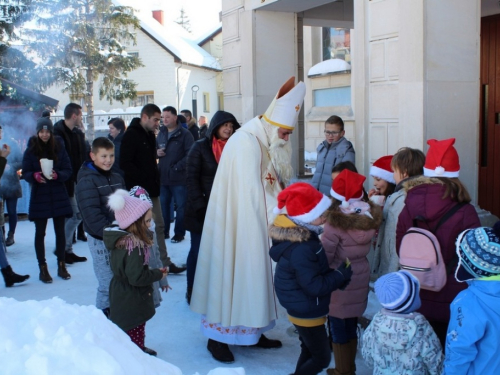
[267,125,293,186]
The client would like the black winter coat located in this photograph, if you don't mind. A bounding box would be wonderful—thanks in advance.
[199,124,208,139]
[53,120,87,197]
[22,136,73,221]
[119,118,160,197]
[76,161,125,240]
[269,225,345,319]
[108,132,124,177]
[184,111,240,233]
[187,119,200,141]
[156,125,194,186]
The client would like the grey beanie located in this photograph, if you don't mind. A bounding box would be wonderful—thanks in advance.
[36,117,54,133]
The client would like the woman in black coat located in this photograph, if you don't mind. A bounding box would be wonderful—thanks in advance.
[184,111,240,303]
[22,117,73,283]
[107,117,126,177]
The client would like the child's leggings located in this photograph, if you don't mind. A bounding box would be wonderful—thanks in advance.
[126,322,146,349]
[328,316,358,344]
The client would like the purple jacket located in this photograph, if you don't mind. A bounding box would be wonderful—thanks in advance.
[396,177,480,323]
[322,201,382,319]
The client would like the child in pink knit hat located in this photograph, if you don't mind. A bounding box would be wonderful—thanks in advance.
[104,189,168,356]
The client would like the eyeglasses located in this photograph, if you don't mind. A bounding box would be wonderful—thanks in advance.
[324,130,343,136]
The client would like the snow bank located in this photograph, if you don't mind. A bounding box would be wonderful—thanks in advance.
[0,297,244,375]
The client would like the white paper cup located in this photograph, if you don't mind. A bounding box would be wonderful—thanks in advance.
[40,158,53,180]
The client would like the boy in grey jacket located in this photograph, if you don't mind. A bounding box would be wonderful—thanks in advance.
[76,137,124,316]
[311,115,355,195]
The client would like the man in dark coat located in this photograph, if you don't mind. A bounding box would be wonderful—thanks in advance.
[119,104,185,273]
[53,103,88,263]
[181,109,200,141]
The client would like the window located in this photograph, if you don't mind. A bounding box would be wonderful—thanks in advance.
[128,52,139,58]
[322,28,351,62]
[217,92,224,111]
[129,91,154,107]
[313,87,351,107]
[203,92,210,113]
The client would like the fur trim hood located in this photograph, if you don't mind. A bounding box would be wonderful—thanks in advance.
[402,175,444,193]
[325,200,382,231]
[268,224,311,242]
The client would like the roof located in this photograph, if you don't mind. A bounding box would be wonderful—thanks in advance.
[0,78,59,107]
[195,23,223,46]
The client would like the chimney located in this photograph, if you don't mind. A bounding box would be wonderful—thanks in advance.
[152,10,164,25]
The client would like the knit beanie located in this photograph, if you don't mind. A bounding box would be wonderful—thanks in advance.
[36,117,54,133]
[375,270,421,314]
[108,189,152,230]
[455,227,500,282]
[129,186,152,205]
[370,155,395,184]
[273,182,331,223]
[423,138,460,178]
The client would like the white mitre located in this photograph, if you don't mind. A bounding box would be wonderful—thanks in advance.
[262,77,306,130]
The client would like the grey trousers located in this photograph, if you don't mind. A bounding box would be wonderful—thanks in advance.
[87,235,113,310]
[151,196,170,267]
[65,192,82,253]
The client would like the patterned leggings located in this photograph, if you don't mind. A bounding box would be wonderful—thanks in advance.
[126,323,145,349]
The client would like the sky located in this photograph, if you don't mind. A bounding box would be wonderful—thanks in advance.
[124,0,222,38]
[0,218,376,374]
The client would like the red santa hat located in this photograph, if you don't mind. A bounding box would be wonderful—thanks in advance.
[273,182,331,223]
[370,155,395,184]
[330,169,366,207]
[423,138,460,178]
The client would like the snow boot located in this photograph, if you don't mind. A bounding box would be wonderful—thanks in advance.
[327,342,355,375]
[5,232,14,247]
[57,261,71,280]
[142,347,157,356]
[39,263,53,284]
[207,339,234,363]
[1,265,29,287]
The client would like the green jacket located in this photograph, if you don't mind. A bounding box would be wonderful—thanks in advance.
[104,226,163,331]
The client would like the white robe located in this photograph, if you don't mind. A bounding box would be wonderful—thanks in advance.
[190,117,282,332]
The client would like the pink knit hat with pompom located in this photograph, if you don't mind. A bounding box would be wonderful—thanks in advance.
[108,189,152,229]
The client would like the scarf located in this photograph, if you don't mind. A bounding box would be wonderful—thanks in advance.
[212,137,228,164]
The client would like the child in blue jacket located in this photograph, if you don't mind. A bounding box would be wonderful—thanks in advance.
[269,182,352,375]
[444,225,500,374]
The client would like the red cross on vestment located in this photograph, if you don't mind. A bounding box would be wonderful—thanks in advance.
[265,172,276,185]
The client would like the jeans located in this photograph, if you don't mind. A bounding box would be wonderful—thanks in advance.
[35,216,66,265]
[293,324,332,375]
[150,196,170,267]
[4,198,18,234]
[328,316,358,344]
[186,231,202,290]
[160,184,186,238]
[64,193,82,253]
[87,235,113,309]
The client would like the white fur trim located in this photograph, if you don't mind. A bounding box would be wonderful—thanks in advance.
[423,167,459,178]
[273,206,283,215]
[107,189,128,211]
[330,188,364,203]
[341,200,350,208]
[289,194,331,223]
[370,165,396,184]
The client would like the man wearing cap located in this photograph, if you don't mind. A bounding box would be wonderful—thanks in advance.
[190,77,306,363]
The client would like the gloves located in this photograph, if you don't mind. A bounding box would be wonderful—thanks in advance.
[34,172,44,183]
[335,262,353,291]
[51,170,58,180]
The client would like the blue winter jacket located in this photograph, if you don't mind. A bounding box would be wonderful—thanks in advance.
[269,223,345,319]
[444,279,500,375]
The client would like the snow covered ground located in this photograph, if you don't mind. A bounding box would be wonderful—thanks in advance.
[1,218,374,375]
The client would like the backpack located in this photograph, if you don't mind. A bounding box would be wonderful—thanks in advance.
[399,203,466,292]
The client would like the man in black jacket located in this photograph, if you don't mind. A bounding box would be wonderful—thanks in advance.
[53,103,88,264]
[181,109,199,141]
[157,106,194,243]
[120,104,185,273]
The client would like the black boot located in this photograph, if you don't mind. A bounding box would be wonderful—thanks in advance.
[39,263,53,283]
[5,232,14,246]
[207,339,234,363]
[253,334,282,349]
[1,265,29,287]
[77,222,87,242]
[142,347,157,356]
[57,261,71,280]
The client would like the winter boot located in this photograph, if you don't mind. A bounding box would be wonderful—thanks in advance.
[327,342,355,375]
[5,232,14,247]
[1,265,29,287]
[142,347,157,356]
[207,339,235,363]
[39,263,53,284]
[348,338,358,374]
[57,261,71,280]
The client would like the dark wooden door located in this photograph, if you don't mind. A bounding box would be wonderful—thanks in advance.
[479,15,500,216]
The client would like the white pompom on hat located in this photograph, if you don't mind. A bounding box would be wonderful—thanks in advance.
[262,76,306,131]
[423,138,460,178]
[370,155,395,184]
[330,169,366,207]
[273,182,331,223]
[108,189,153,230]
